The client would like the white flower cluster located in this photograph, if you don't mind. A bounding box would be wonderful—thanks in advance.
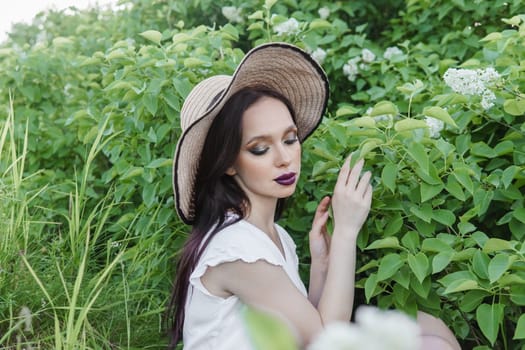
[308,306,421,350]
[311,47,327,64]
[342,49,376,81]
[318,7,330,19]
[343,57,360,81]
[383,46,403,60]
[361,48,376,63]
[19,306,33,333]
[222,6,243,23]
[274,18,300,36]
[425,116,445,138]
[443,67,500,110]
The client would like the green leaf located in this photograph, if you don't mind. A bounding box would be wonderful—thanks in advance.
[248,10,264,20]
[453,167,474,195]
[432,251,453,274]
[502,165,518,189]
[421,182,444,202]
[384,213,403,236]
[445,175,465,200]
[480,32,502,42]
[460,290,489,313]
[183,57,208,68]
[502,15,521,26]
[370,101,398,116]
[142,183,157,207]
[381,162,397,193]
[511,285,525,305]
[172,32,191,45]
[335,105,360,117]
[394,118,428,132]
[410,274,430,298]
[309,19,332,30]
[476,303,504,346]
[471,142,496,158]
[493,140,514,156]
[431,209,455,226]
[499,273,525,286]
[146,158,172,168]
[401,231,420,252]
[139,30,162,45]
[423,106,457,127]
[377,253,405,281]
[473,188,493,217]
[514,314,525,340]
[513,207,525,224]
[173,78,193,99]
[242,306,297,350]
[406,142,429,173]
[264,0,278,10]
[407,253,429,284]
[121,167,144,180]
[393,267,411,289]
[483,238,515,253]
[365,237,402,250]
[444,279,479,294]
[472,250,489,280]
[422,238,454,253]
[143,93,158,115]
[503,98,525,116]
[364,273,379,302]
[488,253,512,283]
[410,204,432,223]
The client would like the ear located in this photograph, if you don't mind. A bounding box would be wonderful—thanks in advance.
[225,167,236,176]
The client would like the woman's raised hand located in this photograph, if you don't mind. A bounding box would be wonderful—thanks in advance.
[331,155,373,237]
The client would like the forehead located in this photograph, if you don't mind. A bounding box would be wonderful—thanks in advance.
[241,96,295,138]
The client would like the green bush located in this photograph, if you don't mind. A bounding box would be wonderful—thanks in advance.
[1,0,524,348]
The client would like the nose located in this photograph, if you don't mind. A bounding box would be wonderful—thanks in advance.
[274,144,292,167]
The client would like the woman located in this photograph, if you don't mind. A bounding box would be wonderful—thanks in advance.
[168,43,460,350]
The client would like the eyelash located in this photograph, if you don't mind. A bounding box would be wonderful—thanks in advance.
[249,137,298,156]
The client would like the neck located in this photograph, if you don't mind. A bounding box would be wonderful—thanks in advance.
[245,199,278,238]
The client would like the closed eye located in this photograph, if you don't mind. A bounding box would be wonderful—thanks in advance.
[249,146,269,155]
[284,137,298,145]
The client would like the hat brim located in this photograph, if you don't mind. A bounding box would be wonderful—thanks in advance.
[173,42,329,224]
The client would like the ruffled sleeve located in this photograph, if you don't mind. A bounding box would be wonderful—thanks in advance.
[189,220,285,298]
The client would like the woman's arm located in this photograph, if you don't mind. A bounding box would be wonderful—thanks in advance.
[308,196,331,307]
[201,156,372,346]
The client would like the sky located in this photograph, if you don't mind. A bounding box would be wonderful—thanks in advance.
[0,0,118,43]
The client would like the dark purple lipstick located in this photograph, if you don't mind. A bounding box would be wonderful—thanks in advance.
[274,172,297,186]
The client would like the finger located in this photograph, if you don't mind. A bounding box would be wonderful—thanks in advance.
[346,158,365,190]
[311,197,330,231]
[311,211,329,237]
[335,154,352,192]
[356,171,372,195]
[364,183,373,205]
[322,228,331,247]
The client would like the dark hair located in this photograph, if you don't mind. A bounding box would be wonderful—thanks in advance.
[167,87,296,348]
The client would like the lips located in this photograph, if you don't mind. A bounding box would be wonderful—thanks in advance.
[274,172,297,186]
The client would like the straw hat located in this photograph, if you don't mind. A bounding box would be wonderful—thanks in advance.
[172,42,329,224]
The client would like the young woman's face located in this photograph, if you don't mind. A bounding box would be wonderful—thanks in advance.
[227,96,301,206]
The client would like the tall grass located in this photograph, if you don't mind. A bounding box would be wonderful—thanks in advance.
[0,98,174,349]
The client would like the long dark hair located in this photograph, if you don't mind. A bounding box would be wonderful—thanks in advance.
[167,87,296,348]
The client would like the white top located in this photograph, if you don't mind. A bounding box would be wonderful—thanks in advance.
[183,219,307,350]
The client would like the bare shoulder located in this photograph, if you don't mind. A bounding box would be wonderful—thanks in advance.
[201,259,285,299]
[201,259,323,346]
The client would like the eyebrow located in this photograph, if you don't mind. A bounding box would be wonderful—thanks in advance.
[245,125,298,145]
